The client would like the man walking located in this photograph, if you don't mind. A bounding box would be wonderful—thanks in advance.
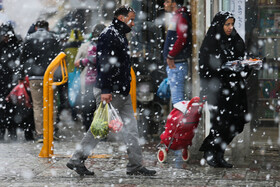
[66,6,156,176]
[19,20,61,143]
[163,0,192,105]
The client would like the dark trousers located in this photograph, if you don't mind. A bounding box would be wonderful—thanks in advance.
[80,84,96,131]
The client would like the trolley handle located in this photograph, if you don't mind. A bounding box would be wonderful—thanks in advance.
[187,96,200,110]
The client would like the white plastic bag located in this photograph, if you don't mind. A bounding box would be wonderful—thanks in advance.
[108,103,123,133]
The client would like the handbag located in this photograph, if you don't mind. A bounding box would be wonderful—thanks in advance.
[5,77,32,108]
[156,78,171,99]
[68,67,81,107]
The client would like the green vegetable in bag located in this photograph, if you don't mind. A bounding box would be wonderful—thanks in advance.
[90,103,109,139]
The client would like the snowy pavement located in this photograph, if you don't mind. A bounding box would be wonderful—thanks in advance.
[0,111,280,186]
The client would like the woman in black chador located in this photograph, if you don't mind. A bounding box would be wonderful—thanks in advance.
[199,11,249,168]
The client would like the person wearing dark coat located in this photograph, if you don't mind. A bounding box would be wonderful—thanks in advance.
[199,11,249,168]
[0,23,22,140]
[66,6,156,176]
[19,20,61,143]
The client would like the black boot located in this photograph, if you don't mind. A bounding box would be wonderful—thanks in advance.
[203,150,219,167]
[216,151,233,168]
[8,127,17,141]
[24,128,35,141]
[66,160,95,176]
[127,167,156,176]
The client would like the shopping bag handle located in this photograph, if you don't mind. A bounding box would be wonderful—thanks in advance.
[98,102,108,109]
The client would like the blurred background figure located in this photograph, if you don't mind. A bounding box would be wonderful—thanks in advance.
[163,0,192,105]
[74,23,106,131]
[58,29,84,122]
[19,20,62,143]
[0,22,22,140]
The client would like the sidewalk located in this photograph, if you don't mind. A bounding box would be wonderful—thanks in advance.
[0,111,279,187]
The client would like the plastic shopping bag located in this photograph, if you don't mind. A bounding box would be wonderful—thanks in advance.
[156,78,171,99]
[68,67,81,107]
[90,103,109,139]
[108,103,123,133]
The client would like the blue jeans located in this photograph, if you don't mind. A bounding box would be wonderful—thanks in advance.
[166,62,188,105]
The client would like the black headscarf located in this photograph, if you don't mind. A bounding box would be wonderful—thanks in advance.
[199,11,245,80]
[199,11,246,105]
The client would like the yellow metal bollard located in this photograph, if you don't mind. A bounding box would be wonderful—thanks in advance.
[130,67,137,115]
[39,52,68,158]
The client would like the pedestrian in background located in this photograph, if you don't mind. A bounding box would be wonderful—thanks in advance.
[19,20,61,143]
[199,11,249,168]
[0,22,22,140]
[66,5,156,176]
[63,29,84,120]
[73,30,91,108]
[163,0,192,105]
[74,23,106,131]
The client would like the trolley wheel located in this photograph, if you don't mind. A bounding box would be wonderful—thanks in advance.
[182,149,190,162]
[157,148,167,163]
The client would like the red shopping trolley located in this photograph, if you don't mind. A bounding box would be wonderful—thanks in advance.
[157,97,204,162]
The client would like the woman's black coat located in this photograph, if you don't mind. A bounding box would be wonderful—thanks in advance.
[199,12,249,152]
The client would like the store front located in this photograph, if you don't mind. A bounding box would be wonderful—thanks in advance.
[253,1,280,128]
[119,0,279,141]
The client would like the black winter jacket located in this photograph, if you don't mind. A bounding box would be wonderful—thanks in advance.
[20,28,61,80]
[96,18,132,96]
[0,33,21,98]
